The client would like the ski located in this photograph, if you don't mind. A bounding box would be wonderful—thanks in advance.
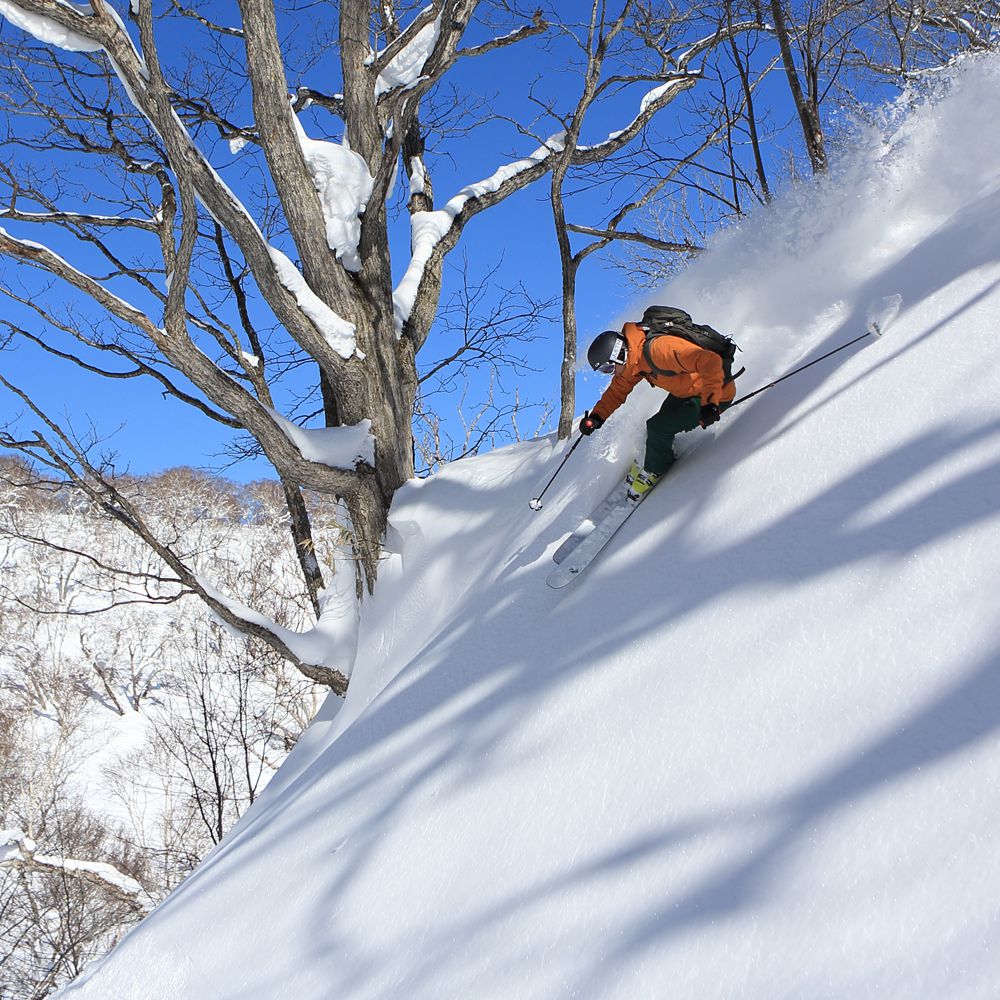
[550,432,711,570]
[551,479,631,565]
[546,485,655,589]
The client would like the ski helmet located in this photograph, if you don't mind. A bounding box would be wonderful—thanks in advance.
[587,330,627,373]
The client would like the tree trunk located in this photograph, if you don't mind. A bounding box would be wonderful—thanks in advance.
[728,32,772,203]
[552,165,579,440]
[769,0,827,174]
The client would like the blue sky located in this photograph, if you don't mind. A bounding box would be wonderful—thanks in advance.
[0,3,817,481]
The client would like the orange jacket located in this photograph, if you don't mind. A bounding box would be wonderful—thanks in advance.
[591,321,736,421]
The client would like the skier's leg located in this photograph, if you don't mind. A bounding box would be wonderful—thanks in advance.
[643,395,701,475]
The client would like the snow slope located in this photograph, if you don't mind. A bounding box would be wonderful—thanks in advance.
[59,56,1000,1000]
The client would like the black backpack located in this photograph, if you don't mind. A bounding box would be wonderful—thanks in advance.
[640,305,744,384]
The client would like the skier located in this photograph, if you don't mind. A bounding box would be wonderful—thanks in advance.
[579,315,737,498]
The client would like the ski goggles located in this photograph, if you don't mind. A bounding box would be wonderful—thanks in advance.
[596,340,628,373]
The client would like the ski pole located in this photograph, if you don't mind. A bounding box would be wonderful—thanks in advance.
[529,434,584,511]
[729,321,883,409]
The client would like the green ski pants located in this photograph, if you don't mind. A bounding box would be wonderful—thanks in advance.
[643,394,729,476]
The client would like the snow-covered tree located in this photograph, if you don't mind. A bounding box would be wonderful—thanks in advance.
[0,0,759,691]
[0,467,324,997]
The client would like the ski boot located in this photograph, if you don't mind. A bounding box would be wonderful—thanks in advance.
[625,460,660,502]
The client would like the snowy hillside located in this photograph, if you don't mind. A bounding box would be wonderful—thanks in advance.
[60,56,1000,999]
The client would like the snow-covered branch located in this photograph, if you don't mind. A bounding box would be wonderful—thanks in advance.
[677,18,765,68]
[0,207,159,231]
[371,5,442,97]
[395,135,566,343]
[0,0,364,377]
[196,548,360,691]
[566,223,703,254]
[458,11,549,59]
[0,829,153,914]
[0,226,161,336]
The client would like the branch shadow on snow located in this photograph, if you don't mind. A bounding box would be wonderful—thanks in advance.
[562,635,1000,998]
[161,406,1000,997]
[102,263,1000,997]
[413,422,1000,997]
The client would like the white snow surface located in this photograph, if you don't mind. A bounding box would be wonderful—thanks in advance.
[58,56,1000,1000]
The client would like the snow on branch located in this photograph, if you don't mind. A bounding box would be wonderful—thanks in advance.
[196,549,360,686]
[0,829,23,864]
[267,247,359,359]
[675,19,764,67]
[458,12,549,59]
[0,226,161,336]
[0,0,102,52]
[290,112,374,274]
[370,2,550,118]
[372,10,443,98]
[292,86,345,119]
[576,20,764,162]
[394,134,566,334]
[0,828,152,912]
[368,1,547,120]
[0,207,159,231]
[268,409,375,471]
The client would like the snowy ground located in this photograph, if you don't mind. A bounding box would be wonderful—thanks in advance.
[59,55,1000,1000]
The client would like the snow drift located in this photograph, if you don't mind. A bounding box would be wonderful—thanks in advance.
[59,56,1000,999]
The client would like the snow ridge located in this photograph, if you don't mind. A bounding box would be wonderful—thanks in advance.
[56,53,1000,1000]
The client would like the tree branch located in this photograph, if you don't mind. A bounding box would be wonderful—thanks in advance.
[0,830,153,916]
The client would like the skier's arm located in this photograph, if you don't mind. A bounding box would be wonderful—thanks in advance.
[591,367,642,421]
[694,350,726,406]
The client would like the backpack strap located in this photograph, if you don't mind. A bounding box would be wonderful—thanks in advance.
[643,329,744,384]
[641,330,683,378]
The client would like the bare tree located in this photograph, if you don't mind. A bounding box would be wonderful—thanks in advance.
[718,9,778,206]
[846,0,999,83]
[414,256,555,472]
[544,1,762,435]
[0,0,766,692]
[0,466,323,996]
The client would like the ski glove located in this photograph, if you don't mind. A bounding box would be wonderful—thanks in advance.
[699,403,721,428]
[579,411,604,436]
